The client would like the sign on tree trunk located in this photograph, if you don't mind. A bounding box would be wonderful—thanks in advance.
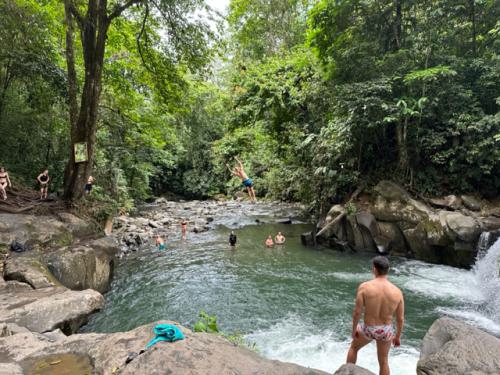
[74,142,88,163]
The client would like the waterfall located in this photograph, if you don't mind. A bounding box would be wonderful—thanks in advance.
[476,230,500,257]
[471,237,500,323]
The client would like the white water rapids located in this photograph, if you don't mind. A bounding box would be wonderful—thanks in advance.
[247,237,500,374]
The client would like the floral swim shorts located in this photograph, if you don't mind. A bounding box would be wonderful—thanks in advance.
[358,323,395,341]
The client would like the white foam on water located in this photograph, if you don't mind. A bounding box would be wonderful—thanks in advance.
[391,260,482,302]
[245,314,419,375]
[436,307,500,336]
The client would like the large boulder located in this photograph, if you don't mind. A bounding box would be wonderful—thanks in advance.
[460,195,482,211]
[46,245,114,293]
[57,212,94,237]
[0,214,75,249]
[417,317,500,375]
[0,321,328,375]
[443,212,481,242]
[334,364,375,375]
[3,253,59,289]
[0,286,104,334]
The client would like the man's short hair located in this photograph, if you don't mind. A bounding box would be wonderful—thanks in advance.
[372,256,390,275]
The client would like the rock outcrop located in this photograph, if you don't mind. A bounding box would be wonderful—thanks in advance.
[417,317,500,375]
[315,181,500,267]
[0,285,104,334]
[334,364,376,375]
[0,321,328,375]
[3,253,59,289]
[46,244,116,293]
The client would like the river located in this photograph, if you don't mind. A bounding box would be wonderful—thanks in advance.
[83,202,500,374]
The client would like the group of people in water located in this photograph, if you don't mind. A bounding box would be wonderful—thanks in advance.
[155,227,287,252]
[0,166,94,200]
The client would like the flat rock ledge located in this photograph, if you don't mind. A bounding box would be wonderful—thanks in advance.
[0,285,104,334]
[417,317,500,375]
[0,321,328,375]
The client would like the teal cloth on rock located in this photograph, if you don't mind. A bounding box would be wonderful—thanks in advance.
[146,324,185,348]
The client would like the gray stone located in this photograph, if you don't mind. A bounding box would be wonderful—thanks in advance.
[0,287,103,334]
[46,245,114,293]
[0,321,327,375]
[4,254,59,289]
[334,364,376,375]
[373,180,410,202]
[0,363,23,375]
[418,317,500,375]
[56,212,94,236]
[460,195,482,211]
[444,212,481,242]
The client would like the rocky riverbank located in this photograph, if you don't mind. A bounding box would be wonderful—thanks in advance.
[113,199,307,254]
[308,180,500,268]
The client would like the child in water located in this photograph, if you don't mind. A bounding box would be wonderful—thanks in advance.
[155,235,166,252]
[265,235,274,248]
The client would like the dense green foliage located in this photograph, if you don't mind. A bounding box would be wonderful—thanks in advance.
[0,0,498,211]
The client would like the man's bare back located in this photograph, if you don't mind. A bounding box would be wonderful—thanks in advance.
[346,256,405,375]
[358,278,403,326]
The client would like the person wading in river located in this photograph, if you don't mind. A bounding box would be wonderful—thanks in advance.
[346,256,404,375]
[227,156,256,202]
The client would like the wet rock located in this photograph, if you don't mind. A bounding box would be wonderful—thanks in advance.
[417,317,500,375]
[373,180,410,202]
[334,364,375,375]
[428,195,462,210]
[301,231,315,247]
[0,323,30,337]
[0,287,103,334]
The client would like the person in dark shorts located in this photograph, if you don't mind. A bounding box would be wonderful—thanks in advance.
[84,176,94,194]
[227,156,256,202]
[37,169,50,199]
[229,231,237,247]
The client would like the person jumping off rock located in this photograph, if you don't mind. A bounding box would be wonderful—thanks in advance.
[227,156,256,202]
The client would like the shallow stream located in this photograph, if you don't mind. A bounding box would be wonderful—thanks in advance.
[83,202,500,374]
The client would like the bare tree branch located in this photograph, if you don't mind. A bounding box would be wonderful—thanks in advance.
[108,0,143,20]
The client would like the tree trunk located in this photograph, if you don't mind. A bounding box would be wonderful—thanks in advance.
[393,0,402,51]
[396,120,408,169]
[469,0,477,57]
[63,0,110,200]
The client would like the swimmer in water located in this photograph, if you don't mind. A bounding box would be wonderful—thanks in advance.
[265,234,274,248]
[275,232,286,245]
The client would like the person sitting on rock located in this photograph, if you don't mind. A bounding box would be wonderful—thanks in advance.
[37,169,50,200]
[275,232,286,245]
[0,167,12,201]
[227,156,256,202]
[265,234,274,248]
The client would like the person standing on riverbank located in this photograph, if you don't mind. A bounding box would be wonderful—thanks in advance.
[84,176,94,195]
[346,256,404,375]
[36,169,50,200]
[181,220,188,240]
[0,167,12,201]
[227,156,256,202]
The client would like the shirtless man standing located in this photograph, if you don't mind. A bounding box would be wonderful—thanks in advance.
[346,256,404,375]
[227,156,256,202]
